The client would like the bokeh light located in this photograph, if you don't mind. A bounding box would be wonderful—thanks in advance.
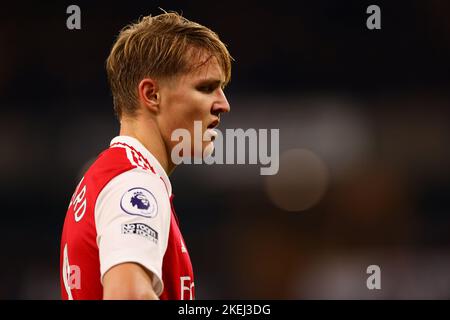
[265,148,329,212]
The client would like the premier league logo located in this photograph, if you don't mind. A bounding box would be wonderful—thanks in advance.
[130,191,150,210]
[120,187,158,218]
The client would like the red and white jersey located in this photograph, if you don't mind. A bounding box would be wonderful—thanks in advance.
[60,136,195,300]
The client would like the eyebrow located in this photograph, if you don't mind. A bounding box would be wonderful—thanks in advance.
[195,78,224,87]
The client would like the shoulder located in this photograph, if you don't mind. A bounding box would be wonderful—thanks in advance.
[83,143,161,197]
[95,167,171,221]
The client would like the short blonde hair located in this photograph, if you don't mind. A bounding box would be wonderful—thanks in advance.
[106,12,232,119]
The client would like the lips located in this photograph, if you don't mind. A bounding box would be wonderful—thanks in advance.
[207,119,220,129]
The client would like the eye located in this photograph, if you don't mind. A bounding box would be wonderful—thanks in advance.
[197,85,215,93]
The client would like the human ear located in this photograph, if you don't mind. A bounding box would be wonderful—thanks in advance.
[138,78,160,113]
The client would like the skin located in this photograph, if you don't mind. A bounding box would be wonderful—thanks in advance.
[103,54,230,300]
[103,263,159,300]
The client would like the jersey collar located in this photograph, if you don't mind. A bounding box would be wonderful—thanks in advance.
[110,135,172,196]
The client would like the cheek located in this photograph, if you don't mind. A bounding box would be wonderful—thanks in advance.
[161,107,194,149]
[161,90,212,146]
[174,95,210,127]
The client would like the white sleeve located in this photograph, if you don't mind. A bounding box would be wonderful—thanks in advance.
[95,168,171,296]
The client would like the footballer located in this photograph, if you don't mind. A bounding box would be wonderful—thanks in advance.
[60,12,232,300]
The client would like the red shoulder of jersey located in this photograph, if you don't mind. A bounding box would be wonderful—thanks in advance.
[60,137,195,300]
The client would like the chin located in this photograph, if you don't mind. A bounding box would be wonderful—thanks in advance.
[188,141,215,161]
[202,142,215,159]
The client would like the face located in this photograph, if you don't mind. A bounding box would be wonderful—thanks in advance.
[158,56,230,161]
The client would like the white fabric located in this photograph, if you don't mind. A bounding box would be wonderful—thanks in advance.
[95,136,172,296]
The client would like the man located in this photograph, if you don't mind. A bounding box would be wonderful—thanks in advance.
[60,12,232,300]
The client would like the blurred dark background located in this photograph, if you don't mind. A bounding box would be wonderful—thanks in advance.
[1,0,450,299]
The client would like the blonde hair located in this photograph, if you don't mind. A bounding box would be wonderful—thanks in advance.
[106,12,232,119]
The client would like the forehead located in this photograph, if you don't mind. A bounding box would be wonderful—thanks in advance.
[183,54,225,83]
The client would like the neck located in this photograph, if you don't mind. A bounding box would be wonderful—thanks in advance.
[119,115,176,176]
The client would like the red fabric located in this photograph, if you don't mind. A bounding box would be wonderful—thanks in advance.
[60,145,195,300]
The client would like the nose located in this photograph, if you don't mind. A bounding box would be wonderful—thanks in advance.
[212,89,231,116]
